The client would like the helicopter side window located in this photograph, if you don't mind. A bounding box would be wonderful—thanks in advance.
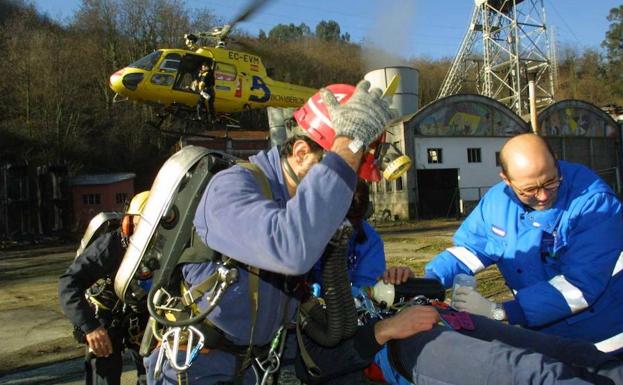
[129,51,162,71]
[215,62,236,82]
[159,53,181,72]
[151,73,174,86]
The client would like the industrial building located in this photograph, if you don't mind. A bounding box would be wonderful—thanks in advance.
[366,66,621,221]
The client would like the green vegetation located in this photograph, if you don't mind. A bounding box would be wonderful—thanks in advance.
[1,0,623,186]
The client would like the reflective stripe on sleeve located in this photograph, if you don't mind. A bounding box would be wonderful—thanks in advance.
[548,275,589,313]
[612,251,623,277]
[595,331,623,353]
[447,246,485,274]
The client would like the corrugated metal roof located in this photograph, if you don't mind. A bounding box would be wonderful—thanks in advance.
[68,173,136,186]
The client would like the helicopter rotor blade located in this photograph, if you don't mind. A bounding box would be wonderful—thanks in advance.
[231,0,269,26]
[220,0,270,41]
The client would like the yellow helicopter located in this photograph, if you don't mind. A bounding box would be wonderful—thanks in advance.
[109,0,316,123]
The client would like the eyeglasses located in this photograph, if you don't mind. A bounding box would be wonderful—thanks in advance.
[509,175,563,197]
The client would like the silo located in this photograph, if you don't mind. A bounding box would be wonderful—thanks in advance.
[364,67,419,118]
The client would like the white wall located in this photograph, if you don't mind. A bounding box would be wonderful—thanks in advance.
[414,137,509,201]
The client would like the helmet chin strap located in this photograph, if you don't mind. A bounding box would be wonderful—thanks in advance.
[281,157,300,186]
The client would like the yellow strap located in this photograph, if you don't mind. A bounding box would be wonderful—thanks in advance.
[238,162,273,200]
[236,162,272,376]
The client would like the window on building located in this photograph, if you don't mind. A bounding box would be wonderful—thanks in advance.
[116,193,128,204]
[467,148,482,163]
[385,180,393,192]
[427,148,443,164]
[395,176,404,191]
[495,151,501,167]
[82,193,101,205]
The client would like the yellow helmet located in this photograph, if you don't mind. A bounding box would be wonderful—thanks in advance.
[126,191,150,216]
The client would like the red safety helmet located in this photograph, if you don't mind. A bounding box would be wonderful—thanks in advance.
[293,84,383,181]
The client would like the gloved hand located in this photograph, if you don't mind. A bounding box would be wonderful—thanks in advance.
[86,325,113,357]
[452,286,497,318]
[321,80,394,151]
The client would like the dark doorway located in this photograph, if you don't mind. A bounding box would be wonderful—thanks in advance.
[417,169,459,218]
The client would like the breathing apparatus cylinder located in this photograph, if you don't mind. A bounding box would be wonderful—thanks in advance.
[300,221,358,347]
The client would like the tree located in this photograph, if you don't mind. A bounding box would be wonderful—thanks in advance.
[603,6,623,63]
[602,5,623,101]
[268,23,310,41]
[315,20,340,42]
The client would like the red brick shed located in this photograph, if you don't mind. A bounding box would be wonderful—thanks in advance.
[68,173,136,231]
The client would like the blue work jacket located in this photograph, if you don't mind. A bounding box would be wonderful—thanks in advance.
[145,146,358,384]
[425,161,623,353]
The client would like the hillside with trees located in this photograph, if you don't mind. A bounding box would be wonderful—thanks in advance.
[1,0,622,186]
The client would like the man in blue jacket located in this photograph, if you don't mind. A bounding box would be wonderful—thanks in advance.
[425,133,623,356]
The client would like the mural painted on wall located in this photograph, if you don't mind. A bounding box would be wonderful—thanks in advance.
[539,100,619,137]
[413,95,528,136]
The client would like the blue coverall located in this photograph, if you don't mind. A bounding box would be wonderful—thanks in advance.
[425,160,623,354]
[144,146,357,384]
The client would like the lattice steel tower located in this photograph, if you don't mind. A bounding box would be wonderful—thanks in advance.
[437,0,556,116]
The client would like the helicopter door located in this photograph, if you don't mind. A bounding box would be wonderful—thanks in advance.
[173,54,206,93]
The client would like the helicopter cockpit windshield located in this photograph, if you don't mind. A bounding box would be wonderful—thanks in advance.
[129,51,162,71]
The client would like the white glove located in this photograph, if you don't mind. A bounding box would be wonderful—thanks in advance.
[321,80,394,150]
[452,286,497,318]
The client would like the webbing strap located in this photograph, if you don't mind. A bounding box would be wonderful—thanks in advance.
[295,307,321,376]
[181,162,272,308]
[241,267,260,372]
[177,228,219,265]
[181,271,220,307]
[238,162,272,199]
[235,162,272,384]
[237,161,272,359]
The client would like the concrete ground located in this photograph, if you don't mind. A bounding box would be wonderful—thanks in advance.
[0,219,478,384]
[0,357,139,385]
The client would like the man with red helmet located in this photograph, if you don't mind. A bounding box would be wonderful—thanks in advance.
[143,80,434,385]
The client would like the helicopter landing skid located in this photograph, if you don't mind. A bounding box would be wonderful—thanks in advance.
[113,93,129,103]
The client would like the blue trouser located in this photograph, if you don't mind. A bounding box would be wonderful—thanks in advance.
[296,313,623,385]
[390,314,622,385]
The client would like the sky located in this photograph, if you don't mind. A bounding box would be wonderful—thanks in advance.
[33,0,621,60]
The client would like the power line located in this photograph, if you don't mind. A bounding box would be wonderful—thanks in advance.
[547,0,581,45]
